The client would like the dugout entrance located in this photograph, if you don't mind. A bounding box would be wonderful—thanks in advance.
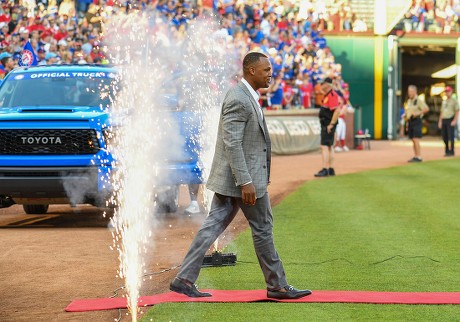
[388,35,458,138]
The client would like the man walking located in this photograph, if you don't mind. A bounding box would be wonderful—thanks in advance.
[438,86,459,156]
[314,77,340,177]
[170,52,312,300]
[404,85,429,162]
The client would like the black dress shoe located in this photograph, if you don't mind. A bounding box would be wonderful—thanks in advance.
[170,277,212,297]
[314,168,329,177]
[328,168,336,176]
[267,285,312,299]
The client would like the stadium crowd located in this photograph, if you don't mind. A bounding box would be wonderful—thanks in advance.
[0,0,355,110]
[398,0,460,33]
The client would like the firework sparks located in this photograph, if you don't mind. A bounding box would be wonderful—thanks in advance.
[104,11,237,322]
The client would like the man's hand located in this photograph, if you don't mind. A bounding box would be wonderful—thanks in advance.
[438,120,442,129]
[327,124,334,133]
[451,120,457,127]
[241,183,256,206]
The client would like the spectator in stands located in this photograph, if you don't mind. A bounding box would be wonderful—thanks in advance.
[54,23,69,42]
[45,52,59,65]
[77,0,93,16]
[37,47,47,65]
[0,0,352,114]
[59,0,76,18]
[268,71,283,110]
[398,0,460,33]
[0,52,14,79]
[83,4,103,31]
[404,85,429,162]
[298,74,313,108]
[282,78,294,109]
[343,12,352,31]
[438,86,459,156]
[351,13,368,32]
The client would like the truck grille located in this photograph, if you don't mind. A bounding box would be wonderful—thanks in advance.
[0,129,100,155]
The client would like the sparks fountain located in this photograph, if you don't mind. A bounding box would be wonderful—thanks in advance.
[105,11,237,321]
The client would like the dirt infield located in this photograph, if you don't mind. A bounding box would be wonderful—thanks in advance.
[0,138,453,322]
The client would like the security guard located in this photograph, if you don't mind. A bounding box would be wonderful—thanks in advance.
[404,85,429,162]
[438,86,459,156]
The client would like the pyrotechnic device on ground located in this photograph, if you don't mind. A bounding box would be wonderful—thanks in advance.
[202,252,237,267]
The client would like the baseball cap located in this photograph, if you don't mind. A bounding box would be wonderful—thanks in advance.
[45,52,58,60]
[445,86,453,92]
[0,52,12,60]
[322,77,333,84]
[58,39,68,47]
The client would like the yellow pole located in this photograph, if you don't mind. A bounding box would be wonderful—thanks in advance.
[374,36,384,139]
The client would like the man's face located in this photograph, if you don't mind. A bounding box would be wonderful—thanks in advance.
[408,87,416,98]
[6,58,14,70]
[250,57,272,89]
[446,90,452,98]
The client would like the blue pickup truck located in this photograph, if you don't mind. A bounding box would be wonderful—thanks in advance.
[0,65,202,214]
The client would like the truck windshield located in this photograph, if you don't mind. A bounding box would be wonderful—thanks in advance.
[0,72,118,109]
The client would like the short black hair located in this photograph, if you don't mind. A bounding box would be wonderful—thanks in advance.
[1,57,10,66]
[243,52,268,71]
[322,77,333,84]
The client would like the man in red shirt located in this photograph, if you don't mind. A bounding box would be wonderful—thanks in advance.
[299,75,313,108]
[28,16,46,33]
[282,78,294,109]
[54,23,69,42]
[315,77,341,177]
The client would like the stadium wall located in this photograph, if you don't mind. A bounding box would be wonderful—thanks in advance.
[327,35,389,139]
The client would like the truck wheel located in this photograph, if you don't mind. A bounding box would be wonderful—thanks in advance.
[23,204,49,215]
[0,195,15,208]
[156,186,179,213]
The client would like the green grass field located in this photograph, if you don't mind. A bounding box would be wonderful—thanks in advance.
[141,159,460,321]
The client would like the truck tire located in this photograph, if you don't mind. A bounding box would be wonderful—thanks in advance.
[23,204,49,215]
[156,186,179,213]
[0,195,15,208]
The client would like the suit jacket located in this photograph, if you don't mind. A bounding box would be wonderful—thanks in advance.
[207,81,271,199]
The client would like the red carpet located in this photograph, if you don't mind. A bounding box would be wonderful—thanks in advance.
[65,290,460,312]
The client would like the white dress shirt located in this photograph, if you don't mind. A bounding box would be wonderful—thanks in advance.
[241,78,264,121]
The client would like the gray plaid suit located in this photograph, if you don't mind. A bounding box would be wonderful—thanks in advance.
[177,81,288,291]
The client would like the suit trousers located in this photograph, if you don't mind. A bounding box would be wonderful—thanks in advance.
[177,192,288,290]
